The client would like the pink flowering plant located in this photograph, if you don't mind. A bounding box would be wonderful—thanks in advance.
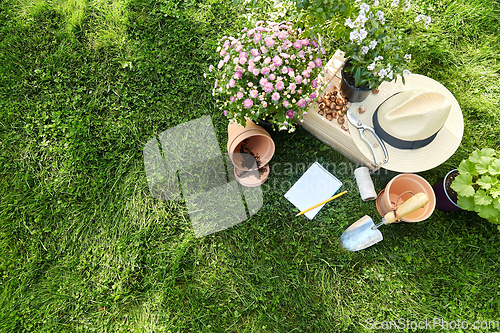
[209,21,327,132]
[342,0,431,89]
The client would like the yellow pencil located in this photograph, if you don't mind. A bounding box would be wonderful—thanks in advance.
[295,190,348,217]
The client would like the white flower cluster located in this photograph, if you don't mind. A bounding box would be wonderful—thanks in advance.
[377,63,394,79]
[415,14,432,29]
[346,3,388,44]
[368,54,411,78]
[375,10,385,24]
[346,3,374,44]
[361,40,378,55]
[341,0,431,89]
[404,0,411,11]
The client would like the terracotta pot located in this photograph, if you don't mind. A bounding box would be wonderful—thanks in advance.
[340,59,372,102]
[234,165,270,187]
[227,120,275,171]
[433,169,462,211]
[376,173,436,222]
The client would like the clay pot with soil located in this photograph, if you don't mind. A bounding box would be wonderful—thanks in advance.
[376,173,436,222]
[227,120,275,187]
[433,169,462,211]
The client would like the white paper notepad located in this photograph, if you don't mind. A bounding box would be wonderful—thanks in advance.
[284,162,343,219]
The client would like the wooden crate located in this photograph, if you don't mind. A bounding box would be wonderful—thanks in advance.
[301,50,377,169]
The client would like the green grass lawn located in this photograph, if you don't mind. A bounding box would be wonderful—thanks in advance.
[1,0,499,332]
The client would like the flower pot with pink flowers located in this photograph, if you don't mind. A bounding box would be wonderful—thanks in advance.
[208,21,327,133]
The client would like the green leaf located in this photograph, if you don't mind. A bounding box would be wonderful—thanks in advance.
[458,159,476,175]
[477,204,499,219]
[488,215,500,224]
[457,196,475,211]
[474,190,493,206]
[480,147,496,157]
[469,150,482,163]
[469,149,494,164]
[476,156,493,174]
[491,187,500,199]
[451,173,475,197]
[354,67,361,85]
[494,198,500,211]
[488,159,500,175]
[476,175,496,190]
[487,215,500,224]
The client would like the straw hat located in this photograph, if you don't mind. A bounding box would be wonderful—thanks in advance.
[350,74,463,172]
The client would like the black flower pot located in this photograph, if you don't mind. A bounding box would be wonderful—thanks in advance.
[340,59,372,103]
[256,119,278,137]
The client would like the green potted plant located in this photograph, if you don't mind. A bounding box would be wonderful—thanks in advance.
[451,148,500,230]
[208,21,327,133]
[340,0,431,102]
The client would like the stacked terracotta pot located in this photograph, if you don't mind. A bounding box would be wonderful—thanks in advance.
[376,174,436,222]
[227,120,275,187]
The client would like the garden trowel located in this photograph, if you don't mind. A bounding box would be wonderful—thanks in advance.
[340,192,429,251]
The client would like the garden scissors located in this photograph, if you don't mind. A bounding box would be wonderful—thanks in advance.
[347,109,389,166]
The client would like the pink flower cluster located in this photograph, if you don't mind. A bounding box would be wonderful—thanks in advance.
[212,21,326,132]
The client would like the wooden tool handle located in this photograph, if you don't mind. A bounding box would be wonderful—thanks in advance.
[384,192,429,224]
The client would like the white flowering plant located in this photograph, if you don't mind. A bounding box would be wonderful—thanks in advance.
[208,21,327,132]
[342,0,431,89]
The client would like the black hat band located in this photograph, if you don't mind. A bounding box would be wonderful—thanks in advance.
[372,94,441,150]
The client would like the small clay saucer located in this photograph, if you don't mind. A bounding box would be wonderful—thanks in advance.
[234,164,270,187]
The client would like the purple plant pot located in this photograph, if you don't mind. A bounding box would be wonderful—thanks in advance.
[433,169,462,211]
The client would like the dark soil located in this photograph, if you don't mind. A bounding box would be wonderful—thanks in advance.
[343,62,370,91]
[256,119,278,136]
[239,138,262,169]
[235,164,268,179]
[445,170,459,203]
